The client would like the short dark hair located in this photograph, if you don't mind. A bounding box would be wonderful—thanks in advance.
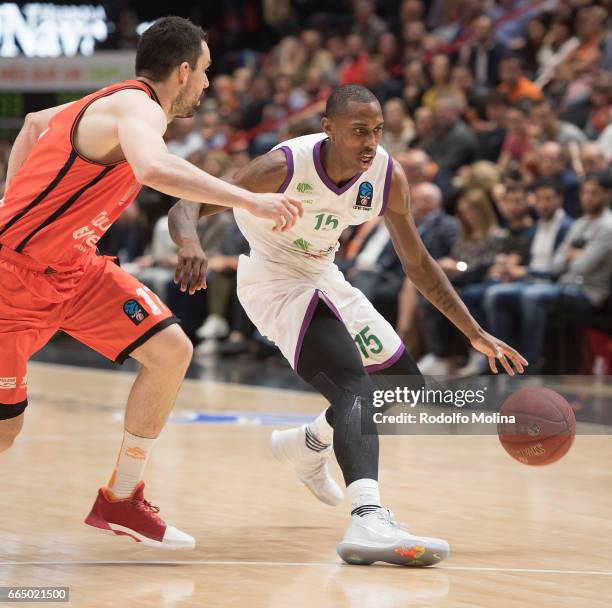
[136,16,208,82]
[504,181,527,195]
[531,177,563,195]
[325,84,380,119]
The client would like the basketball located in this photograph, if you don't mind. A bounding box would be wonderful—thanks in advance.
[497,387,576,466]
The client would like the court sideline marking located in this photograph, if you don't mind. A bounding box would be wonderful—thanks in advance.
[0,561,610,576]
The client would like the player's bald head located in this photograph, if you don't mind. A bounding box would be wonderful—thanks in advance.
[325,84,381,120]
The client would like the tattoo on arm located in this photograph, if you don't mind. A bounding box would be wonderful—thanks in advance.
[425,278,457,314]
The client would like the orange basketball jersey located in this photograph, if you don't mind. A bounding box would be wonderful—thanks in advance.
[0,79,160,271]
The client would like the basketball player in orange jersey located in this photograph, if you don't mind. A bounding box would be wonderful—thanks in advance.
[169,85,527,565]
[0,16,302,549]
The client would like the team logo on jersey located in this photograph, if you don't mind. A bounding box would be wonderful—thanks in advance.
[293,238,312,252]
[297,182,313,194]
[123,299,149,325]
[0,377,17,389]
[354,181,374,210]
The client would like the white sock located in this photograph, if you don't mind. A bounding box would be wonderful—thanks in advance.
[108,430,156,499]
[304,409,334,452]
[348,478,381,516]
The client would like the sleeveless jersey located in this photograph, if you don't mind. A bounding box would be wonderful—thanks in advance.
[0,79,160,271]
[233,133,393,271]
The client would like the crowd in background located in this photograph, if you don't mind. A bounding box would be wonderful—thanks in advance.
[1,0,611,374]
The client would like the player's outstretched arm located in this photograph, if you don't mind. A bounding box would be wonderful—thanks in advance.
[117,92,302,231]
[383,158,528,375]
[167,149,292,294]
[4,102,74,189]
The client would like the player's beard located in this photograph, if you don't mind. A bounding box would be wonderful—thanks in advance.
[171,88,201,119]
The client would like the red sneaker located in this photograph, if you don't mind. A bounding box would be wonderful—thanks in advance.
[84,481,195,549]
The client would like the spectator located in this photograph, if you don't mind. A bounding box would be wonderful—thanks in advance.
[535,15,579,89]
[409,105,435,149]
[450,64,485,122]
[300,30,336,79]
[422,54,453,108]
[380,98,414,155]
[580,142,608,175]
[363,56,403,103]
[351,0,388,53]
[401,20,427,63]
[529,141,581,217]
[474,91,508,162]
[396,149,436,187]
[418,188,501,374]
[498,105,535,172]
[478,178,573,374]
[340,34,369,85]
[459,15,506,92]
[498,55,543,104]
[376,32,403,77]
[497,174,612,371]
[424,94,478,172]
[402,60,428,113]
[397,182,460,353]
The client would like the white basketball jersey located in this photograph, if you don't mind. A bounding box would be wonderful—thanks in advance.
[234,133,393,270]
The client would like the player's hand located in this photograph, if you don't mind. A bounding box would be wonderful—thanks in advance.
[245,193,304,232]
[470,330,528,376]
[173,239,208,295]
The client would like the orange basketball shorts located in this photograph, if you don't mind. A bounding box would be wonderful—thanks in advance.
[0,245,178,419]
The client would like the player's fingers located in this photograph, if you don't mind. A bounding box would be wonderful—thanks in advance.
[284,199,301,222]
[286,196,304,217]
[180,258,193,292]
[192,259,207,294]
[279,207,294,232]
[174,260,184,284]
[488,355,498,374]
[498,353,515,376]
[500,343,527,373]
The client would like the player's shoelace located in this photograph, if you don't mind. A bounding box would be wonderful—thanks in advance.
[376,508,410,532]
[131,497,163,523]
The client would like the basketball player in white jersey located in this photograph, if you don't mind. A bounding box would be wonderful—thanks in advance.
[168,85,527,565]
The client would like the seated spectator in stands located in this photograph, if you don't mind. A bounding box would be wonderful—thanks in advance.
[498,55,543,104]
[529,97,586,174]
[396,149,437,188]
[459,15,506,93]
[397,183,460,350]
[418,188,501,374]
[450,64,485,123]
[492,174,612,371]
[98,202,146,265]
[469,179,573,374]
[409,106,435,149]
[528,141,581,217]
[381,98,414,155]
[166,117,202,159]
[363,56,403,103]
[300,29,336,79]
[340,34,369,85]
[498,105,535,173]
[424,93,478,172]
[422,54,454,108]
[534,15,579,89]
[474,91,508,162]
[519,16,548,79]
[377,31,403,77]
[351,0,388,53]
[345,218,404,326]
[402,60,429,114]
[401,20,427,64]
[560,72,612,140]
[580,142,608,176]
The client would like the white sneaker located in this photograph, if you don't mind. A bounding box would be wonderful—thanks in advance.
[417,354,451,375]
[196,314,229,340]
[457,351,488,377]
[337,508,449,566]
[270,425,343,506]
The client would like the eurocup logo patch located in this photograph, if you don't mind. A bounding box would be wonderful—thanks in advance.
[354,181,374,210]
[123,299,148,325]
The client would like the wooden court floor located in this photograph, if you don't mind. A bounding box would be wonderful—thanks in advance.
[0,362,610,607]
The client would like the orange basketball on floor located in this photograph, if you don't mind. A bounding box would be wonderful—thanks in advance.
[497,387,576,466]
